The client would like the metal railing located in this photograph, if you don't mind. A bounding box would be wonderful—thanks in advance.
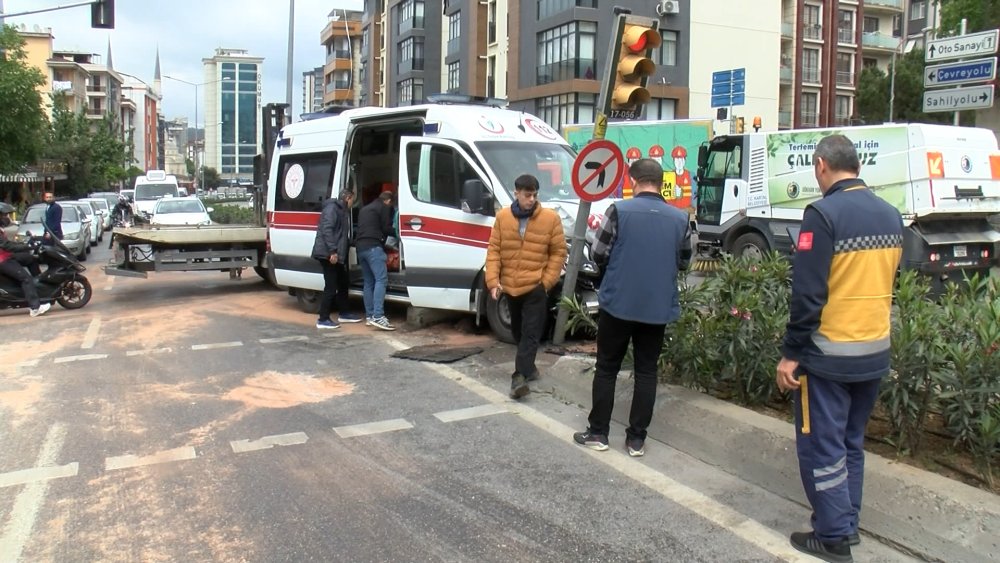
[838,27,856,44]
[803,24,822,40]
[866,0,902,9]
[800,111,818,126]
[802,67,820,83]
[836,71,854,85]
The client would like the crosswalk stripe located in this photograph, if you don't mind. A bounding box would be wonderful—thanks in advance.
[333,418,413,438]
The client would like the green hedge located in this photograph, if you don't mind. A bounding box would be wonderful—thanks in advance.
[564,254,1000,485]
[208,205,255,225]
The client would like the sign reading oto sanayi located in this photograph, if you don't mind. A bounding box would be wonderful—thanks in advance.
[925,29,999,62]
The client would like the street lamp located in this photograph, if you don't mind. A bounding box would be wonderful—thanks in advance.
[163,75,231,192]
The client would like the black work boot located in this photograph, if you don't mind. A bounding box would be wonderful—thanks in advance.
[790,531,852,563]
[510,373,529,400]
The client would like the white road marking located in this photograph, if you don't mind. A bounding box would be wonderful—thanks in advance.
[81,317,102,349]
[53,354,108,364]
[382,338,814,563]
[259,336,310,344]
[433,404,510,423]
[15,360,39,368]
[103,276,115,291]
[0,424,68,563]
[191,341,243,350]
[333,418,413,438]
[105,446,198,471]
[230,432,309,453]
[126,348,173,357]
[0,463,79,489]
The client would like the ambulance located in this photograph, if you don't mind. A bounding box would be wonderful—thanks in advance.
[694,123,1000,288]
[265,96,609,341]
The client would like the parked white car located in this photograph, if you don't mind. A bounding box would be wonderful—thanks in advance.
[66,201,100,245]
[151,197,213,226]
[81,197,112,231]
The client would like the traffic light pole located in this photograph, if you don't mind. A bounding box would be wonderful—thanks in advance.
[552,10,631,345]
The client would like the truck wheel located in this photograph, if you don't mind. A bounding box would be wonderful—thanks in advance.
[296,289,321,314]
[485,293,515,344]
[732,232,768,260]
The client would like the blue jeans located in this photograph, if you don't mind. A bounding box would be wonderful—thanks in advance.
[358,246,388,318]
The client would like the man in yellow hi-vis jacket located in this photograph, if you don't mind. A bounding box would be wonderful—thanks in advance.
[776,135,903,563]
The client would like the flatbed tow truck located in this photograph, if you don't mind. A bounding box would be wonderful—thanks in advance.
[103,103,288,284]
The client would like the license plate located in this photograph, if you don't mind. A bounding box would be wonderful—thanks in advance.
[953,245,967,258]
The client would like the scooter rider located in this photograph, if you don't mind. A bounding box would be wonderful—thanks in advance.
[0,229,50,317]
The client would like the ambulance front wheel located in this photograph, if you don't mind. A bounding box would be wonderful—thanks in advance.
[485,293,515,344]
[296,288,322,314]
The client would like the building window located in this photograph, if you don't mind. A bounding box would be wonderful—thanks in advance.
[447,62,460,93]
[645,98,676,121]
[863,57,878,69]
[536,92,596,132]
[802,48,820,83]
[398,37,425,72]
[399,0,425,33]
[863,16,879,34]
[334,70,351,90]
[536,21,597,85]
[803,4,822,40]
[892,14,902,37]
[488,0,497,44]
[658,30,677,66]
[838,10,855,44]
[537,0,597,20]
[836,52,854,86]
[448,12,461,55]
[801,92,818,126]
[910,1,926,21]
[487,55,497,98]
[835,95,852,125]
[398,78,424,105]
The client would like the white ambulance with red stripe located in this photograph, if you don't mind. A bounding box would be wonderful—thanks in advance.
[265,97,608,340]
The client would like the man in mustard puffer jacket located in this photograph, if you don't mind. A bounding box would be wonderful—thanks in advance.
[486,174,567,399]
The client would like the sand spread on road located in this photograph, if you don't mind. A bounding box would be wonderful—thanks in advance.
[223,371,354,409]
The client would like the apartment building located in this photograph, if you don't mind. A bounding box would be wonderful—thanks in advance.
[202,48,264,181]
[302,66,325,115]
[321,9,365,108]
[121,75,161,171]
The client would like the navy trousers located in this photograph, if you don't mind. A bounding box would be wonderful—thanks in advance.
[793,371,881,543]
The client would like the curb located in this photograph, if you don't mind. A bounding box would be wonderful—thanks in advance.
[536,354,1000,563]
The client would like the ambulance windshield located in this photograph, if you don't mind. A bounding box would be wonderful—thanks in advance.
[476,141,579,202]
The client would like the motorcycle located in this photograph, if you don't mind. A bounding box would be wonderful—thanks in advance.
[0,229,93,312]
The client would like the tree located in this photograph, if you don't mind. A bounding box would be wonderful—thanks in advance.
[0,25,48,175]
[185,158,196,177]
[938,0,1000,36]
[45,98,133,196]
[856,66,889,124]
[200,166,222,189]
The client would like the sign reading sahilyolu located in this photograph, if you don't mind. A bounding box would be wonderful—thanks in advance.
[922,84,995,113]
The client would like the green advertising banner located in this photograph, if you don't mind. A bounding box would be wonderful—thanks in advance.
[563,120,713,210]
[765,126,910,211]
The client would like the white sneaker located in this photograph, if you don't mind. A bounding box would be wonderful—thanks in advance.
[29,303,52,317]
[369,316,396,331]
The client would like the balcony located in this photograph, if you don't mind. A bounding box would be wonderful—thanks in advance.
[836,71,854,86]
[800,112,818,127]
[399,16,424,34]
[326,80,352,93]
[778,111,792,128]
[397,57,425,74]
[862,32,901,51]
[780,66,793,83]
[781,21,794,38]
[536,59,597,85]
[803,24,822,40]
[447,37,460,56]
[833,116,852,126]
[86,85,106,94]
[86,107,105,118]
[802,67,820,83]
[838,28,856,44]
[865,0,903,11]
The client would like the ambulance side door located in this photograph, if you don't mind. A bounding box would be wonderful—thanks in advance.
[397,136,494,312]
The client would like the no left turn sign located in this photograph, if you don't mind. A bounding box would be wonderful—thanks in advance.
[571,140,625,202]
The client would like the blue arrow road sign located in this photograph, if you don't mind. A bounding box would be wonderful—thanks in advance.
[711,94,731,108]
[732,93,746,106]
[732,80,746,94]
[712,82,732,95]
[732,68,746,81]
[712,70,733,84]
[924,57,997,88]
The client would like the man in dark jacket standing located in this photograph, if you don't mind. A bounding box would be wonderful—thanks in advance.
[354,191,397,331]
[777,135,903,563]
[573,158,692,457]
[311,189,360,329]
[43,192,63,242]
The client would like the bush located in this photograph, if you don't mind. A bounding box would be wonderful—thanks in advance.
[209,205,255,225]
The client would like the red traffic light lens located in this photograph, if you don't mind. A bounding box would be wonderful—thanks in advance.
[629,35,647,52]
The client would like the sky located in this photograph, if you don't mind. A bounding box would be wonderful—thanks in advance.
[5,0,363,125]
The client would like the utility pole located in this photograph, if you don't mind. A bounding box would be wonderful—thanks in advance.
[286,0,295,122]
[954,18,967,126]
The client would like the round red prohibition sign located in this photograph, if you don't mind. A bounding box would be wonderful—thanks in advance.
[571,139,625,202]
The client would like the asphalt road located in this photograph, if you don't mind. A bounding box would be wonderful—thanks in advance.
[1,243,920,562]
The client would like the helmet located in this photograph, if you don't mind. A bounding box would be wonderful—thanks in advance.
[671,146,688,158]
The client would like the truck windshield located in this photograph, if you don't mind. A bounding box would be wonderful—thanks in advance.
[475,141,579,202]
[135,183,178,200]
[697,139,743,226]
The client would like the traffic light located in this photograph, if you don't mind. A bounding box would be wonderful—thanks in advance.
[91,0,115,29]
[736,117,745,134]
[610,18,661,111]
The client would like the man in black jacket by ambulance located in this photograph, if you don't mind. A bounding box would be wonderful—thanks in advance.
[777,135,903,563]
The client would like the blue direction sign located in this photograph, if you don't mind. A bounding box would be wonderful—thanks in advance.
[711,68,748,108]
[924,57,997,88]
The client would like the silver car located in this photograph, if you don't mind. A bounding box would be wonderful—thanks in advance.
[81,197,112,231]
[16,203,90,260]
[67,201,101,246]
